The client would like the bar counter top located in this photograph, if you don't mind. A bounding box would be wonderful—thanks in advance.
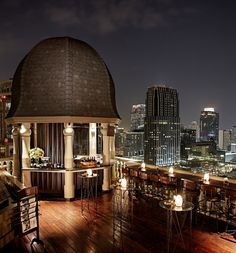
[22,166,108,173]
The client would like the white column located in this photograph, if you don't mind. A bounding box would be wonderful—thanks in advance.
[109,125,116,181]
[89,123,97,157]
[12,126,21,181]
[101,123,111,191]
[20,123,31,186]
[33,123,37,147]
[63,123,75,199]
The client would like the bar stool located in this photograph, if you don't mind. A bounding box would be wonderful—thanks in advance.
[139,171,152,199]
[129,168,139,185]
[224,189,236,234]
[197,184,223,231]
[149,173,160,197]
[182,178,199,223]
[182,179,199,204]
[159,174,177,200]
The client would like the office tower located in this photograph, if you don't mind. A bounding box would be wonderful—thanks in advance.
[0,80,12,157]
[200,108,219,144]
[124,131,144,158]
[180,127,196,159]
[144,85,180,166]
[189,120,199,141]
[130,104,146,131]
[219,129,231,151]
[231,126,236,144]
[115,127,126,156]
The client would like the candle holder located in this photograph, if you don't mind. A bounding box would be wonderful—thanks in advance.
[87,169,93,177]
[141,162,146,171]
[223,177,229,186]
[168,166,174,176]
[203,173,210,184]
[174,195,183,207]
[119,178,127,189]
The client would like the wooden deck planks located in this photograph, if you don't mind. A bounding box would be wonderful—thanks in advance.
[1,192,236,253]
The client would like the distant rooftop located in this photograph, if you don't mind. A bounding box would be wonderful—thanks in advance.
[204,107,215,112]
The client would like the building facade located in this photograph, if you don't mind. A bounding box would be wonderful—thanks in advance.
[219,129,231,151]
[231,125,236,144]
[115,127,126,157]
[144,86,180,166]
[0,80,12,157]
[180,127,196,159]
[124,131,144,159]
[200,108,219,144]
[130,104,146,131]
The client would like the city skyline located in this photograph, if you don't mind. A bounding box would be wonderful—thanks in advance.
[0,0,236,130]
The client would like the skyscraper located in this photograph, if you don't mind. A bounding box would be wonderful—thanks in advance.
[144,85,180,166]
[115,127,126,157]
[130,104,146,131]
[200,108,219,144]
[124,131,144,158]
[231,125,236,144]
[0,80,12,157]
[180,127,196,159]
[219,129,231,151]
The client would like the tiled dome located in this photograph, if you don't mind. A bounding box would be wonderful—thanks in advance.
[6,37,120,124]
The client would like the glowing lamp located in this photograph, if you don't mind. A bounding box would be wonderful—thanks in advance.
[169,166,174,175]
[223,177,229,185]
[120,178,127,189]
[87,169,93,177]
[141,162,146,171]
[174,195,183,207]
[65,126,73,134]
[203,173,210,184]
[20,125,27,134]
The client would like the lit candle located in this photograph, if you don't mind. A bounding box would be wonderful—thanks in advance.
[87,169,93,176]
[141,162,146,171]
[169,166,174,175]
[120,178,127,189]
[174,195,183,207]
[203,173,210,183]
[223,177,229,185]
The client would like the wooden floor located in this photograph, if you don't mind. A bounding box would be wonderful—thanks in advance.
[2,191,236,253]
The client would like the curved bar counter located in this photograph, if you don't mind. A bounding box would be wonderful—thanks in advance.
[22,167,105,198]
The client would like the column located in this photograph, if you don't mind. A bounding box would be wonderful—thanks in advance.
[63,123,75,199]
[33,123,37,147]
[20,123,31,186]
[12,126,20,181]
[101,123,111,191]
[89,123,97,157]
[109,126,116,181]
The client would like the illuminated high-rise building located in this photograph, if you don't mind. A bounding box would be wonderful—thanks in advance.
[200,108,219,144]
[0,80,12,157]
[124,131,144,158]
[130,104,145,131]
[180,127,196,159]
[115,127,126,157]
[219,129,231,151]
[231,125,236,144]
[144,85,180,166]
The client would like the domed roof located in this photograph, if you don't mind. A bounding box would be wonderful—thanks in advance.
[6,37,120,124]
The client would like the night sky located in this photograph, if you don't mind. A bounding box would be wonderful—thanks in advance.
[0,0,236,130]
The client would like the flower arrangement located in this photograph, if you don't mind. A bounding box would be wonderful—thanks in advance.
[29,147,44,159]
